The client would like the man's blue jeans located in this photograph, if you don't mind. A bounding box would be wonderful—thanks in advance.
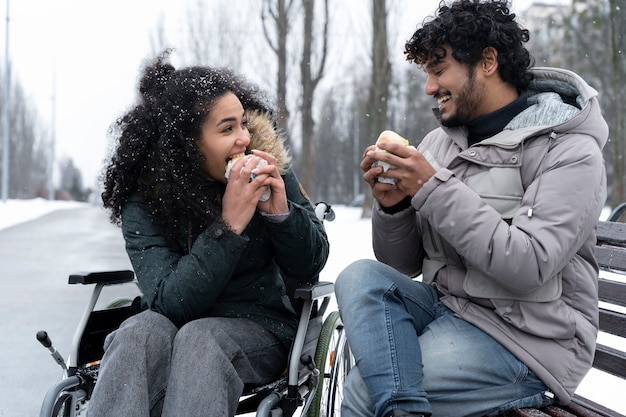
[335,259,552,417]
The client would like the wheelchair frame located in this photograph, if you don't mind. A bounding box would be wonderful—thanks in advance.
[37,203,353,417]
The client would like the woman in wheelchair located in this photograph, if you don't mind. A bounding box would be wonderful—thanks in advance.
[91,50,330,417]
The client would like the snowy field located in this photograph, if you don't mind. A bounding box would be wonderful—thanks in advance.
[1,199,625,415]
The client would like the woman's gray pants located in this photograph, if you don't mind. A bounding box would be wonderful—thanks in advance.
[88,310,287,417]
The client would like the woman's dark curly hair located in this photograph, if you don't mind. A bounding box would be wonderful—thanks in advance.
[405,0,534,92]
[101,50,275,246]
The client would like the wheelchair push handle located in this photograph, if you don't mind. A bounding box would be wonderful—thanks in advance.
[37,330,67,371]
[36,330,52,348]
[315,201,335,222]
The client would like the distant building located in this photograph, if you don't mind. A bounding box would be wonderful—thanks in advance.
[519,2,570,66]
[519,2,568,33]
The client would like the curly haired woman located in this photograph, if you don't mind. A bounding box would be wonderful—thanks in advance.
[89,51,329,417]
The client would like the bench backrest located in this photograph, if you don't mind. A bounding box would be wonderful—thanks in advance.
[538,218,626,417]
[593,220,626,381]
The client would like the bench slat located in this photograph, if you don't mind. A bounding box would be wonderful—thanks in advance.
[503,405,602,416]
[594,246,626,275]
[597,221,626,245]
[570,394,626,417]
[595,221,626,277]
[505,408,554,416]
[598,278,626,308]
[592,343,626,379]
[599,308,626,337]
[541,405,583,416]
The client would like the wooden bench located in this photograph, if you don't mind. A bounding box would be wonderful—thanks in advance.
[500,204,626,417]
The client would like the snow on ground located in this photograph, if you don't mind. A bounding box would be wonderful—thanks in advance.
[1,199,625,415]
[0,198,87,230]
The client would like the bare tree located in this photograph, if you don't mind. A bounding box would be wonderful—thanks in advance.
[186,0,212,65]
[314,88,354,203]
[184,0,246,70]
[608,0,626,205]
[389,66,439,145]
[549,0,624,207]
[361,0,392,217]
[369,0,391,140]
[261,0,295,141]
[149,12,169,57]
[299,0,329,199]
[59,156,85,201]
[513,1,626,206]
[0,77,50,198]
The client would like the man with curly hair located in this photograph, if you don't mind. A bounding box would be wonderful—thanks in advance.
[335,1,607,416]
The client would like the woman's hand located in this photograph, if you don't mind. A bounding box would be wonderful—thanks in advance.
[250,149,289,215]
[222,150,288,234]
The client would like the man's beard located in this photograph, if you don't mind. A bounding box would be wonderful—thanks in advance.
[440,66,484,128]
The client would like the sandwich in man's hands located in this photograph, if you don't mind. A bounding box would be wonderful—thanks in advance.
[372,130,414,184]
[376,130,410,149]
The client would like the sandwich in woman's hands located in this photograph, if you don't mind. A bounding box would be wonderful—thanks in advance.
[225,152,246,180]
[373,130,414,184]
[225,152,271,201]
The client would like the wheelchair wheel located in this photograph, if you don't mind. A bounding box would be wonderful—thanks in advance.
[49,391,87,417]
[308,311,353,417]
[104,297,134,309]
[52,393,72,416]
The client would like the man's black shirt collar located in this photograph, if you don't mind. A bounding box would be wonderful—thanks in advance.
[466,92,529,146]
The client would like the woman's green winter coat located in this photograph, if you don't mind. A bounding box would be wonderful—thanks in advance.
[120,111,330,349]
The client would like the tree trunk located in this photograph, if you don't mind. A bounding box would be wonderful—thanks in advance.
[362,0,391,218]
[609,0,625,206]
[299,0,328,199]
[261,0,292,143]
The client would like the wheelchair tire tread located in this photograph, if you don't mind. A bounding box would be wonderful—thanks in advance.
[308,311,350,417]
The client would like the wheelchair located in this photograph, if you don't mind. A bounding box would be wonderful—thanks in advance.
[37,202,353,417]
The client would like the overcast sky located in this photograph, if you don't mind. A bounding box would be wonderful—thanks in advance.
[1,0,561,191]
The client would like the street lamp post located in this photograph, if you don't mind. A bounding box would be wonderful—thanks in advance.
[1,0,10,203]
[48,65,55,201]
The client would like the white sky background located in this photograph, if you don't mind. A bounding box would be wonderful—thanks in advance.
[1,0,562,191]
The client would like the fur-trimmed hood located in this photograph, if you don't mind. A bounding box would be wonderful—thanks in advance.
[245,110,290,174]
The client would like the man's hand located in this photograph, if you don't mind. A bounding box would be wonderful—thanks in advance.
[361,142,437,207]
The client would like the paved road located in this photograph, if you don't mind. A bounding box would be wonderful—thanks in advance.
[0,206,133,417]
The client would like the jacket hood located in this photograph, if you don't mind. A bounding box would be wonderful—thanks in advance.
[439,67,608,152]
[245,109,291,174]
[506,67,608,150]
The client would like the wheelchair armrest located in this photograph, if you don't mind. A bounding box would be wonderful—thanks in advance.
[68,270,135,285]
[293,281,334,301]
